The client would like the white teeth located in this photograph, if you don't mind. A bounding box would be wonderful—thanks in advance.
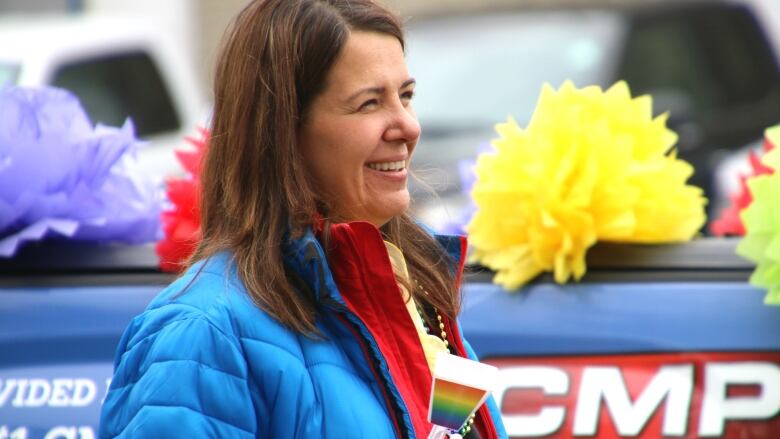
[367,160,405,171]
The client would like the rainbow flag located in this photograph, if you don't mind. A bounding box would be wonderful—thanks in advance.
[428,352,498,432]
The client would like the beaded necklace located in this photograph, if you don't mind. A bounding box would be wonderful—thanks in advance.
[414,281,476,438]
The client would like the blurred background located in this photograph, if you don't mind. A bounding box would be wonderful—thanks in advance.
[2,0,779,233]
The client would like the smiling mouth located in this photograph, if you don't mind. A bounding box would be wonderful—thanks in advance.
[366,160,406,172]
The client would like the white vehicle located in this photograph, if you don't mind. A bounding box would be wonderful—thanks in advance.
[0,14,207,182]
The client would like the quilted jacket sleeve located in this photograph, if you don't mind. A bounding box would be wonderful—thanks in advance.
[98,307,258,438]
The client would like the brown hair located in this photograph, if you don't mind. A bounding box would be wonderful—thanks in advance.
[192,0,459,334]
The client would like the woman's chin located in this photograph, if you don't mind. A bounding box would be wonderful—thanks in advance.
[363,191,411,226]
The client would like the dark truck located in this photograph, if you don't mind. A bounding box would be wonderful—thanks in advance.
[1,239,778,438]
[406,0,780,229]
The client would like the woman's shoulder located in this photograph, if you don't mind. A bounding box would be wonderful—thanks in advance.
[149,252,245,313]
[123,252,290,354]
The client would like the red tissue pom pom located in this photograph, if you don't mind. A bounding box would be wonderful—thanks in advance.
[710,136,776,236]
[156,127,208,272]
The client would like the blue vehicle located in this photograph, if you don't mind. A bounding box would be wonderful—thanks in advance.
[2,2,779,436]
[1,239,778,438]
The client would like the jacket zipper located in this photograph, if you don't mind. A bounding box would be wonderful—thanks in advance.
[334,312,410,439]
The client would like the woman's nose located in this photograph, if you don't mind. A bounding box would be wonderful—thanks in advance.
[383,104,421,144]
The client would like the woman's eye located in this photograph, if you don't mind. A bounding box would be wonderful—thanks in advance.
[401,90,415,101]
[359,99,379,111]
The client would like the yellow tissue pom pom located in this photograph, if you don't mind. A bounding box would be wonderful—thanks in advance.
[467,81,707,289]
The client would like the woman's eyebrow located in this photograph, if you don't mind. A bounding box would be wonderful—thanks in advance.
[400,78,416,89]
[346,86,384,103]
[345,78,416,102]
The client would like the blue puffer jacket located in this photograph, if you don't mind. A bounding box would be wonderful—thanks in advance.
[99,223,507,438]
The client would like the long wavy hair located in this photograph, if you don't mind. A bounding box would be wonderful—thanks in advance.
[192,0,460,334]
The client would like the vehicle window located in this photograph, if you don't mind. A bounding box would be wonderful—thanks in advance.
[51,51,180,137]
[0,63,19,86]
[617,4,780,150]
[406,11,625,130]
[615,3,780,210]
[619,20,714,113]
[404,10,625,208]
[402,4,780,232]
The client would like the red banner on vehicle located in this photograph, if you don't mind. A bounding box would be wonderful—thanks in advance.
[488,352,780,438]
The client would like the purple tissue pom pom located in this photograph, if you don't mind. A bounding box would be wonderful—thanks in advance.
[0,86,161,257]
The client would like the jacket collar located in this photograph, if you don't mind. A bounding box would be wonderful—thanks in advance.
[281,226,341,304]
[281,222,468,303]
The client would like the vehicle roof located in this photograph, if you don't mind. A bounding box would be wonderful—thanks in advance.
[404,0,774,16]
[0,238,750,276]
[404,0,780,55]
[0,14,168,64]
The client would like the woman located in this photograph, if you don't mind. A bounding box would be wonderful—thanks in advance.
[99,0,507,438]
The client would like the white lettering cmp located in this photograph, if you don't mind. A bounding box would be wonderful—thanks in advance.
[493,367,569,436]
[573,365,693,436]
[699,362,780,436]
[494,361,779,437]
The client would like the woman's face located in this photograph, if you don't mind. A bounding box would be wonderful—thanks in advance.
[299,30,420,227]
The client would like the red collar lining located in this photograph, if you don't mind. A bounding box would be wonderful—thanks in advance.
[323,222,499,439]
[326,221,433,438]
